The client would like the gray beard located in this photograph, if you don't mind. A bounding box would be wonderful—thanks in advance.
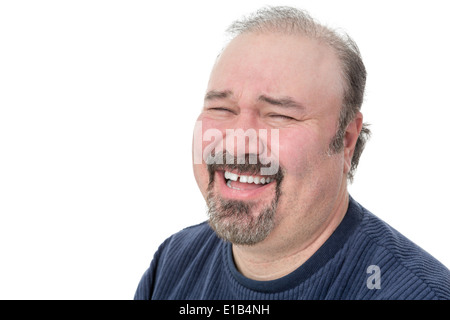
[206,188,280,246]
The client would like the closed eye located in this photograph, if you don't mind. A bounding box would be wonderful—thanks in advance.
[210,107,231,112]
[207,107,237,115]
[269,114,296,120]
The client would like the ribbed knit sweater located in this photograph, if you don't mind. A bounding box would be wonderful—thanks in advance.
[135,197,450,300]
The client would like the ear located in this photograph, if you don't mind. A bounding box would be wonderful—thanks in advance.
[343,112,363,174]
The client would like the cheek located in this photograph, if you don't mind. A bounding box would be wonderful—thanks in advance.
[277,130,317,177]
[192,115,224,199]
[193,116,228,160]
[276,128,344,200]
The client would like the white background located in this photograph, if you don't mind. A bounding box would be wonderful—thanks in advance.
[1,0,449,299]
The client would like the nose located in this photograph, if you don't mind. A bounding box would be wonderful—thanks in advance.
[224,110,265,160]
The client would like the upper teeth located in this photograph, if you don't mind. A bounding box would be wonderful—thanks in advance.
[224,171,272,184]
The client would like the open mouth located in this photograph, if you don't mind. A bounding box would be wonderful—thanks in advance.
[206,152,283,201]
[212,169,278,202]
[224,170,275,191]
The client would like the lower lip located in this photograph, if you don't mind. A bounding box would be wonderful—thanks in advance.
[215,170,276,201]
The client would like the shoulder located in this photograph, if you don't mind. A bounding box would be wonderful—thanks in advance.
[170,221,218,243]
[134,221,223,299]
[353,200,450,299]
[149,220,221,265]
[160,221,221,256]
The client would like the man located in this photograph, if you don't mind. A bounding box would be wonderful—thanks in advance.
[135,6,450,299]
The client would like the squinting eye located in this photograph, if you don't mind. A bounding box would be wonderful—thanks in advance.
[269,114,295,120]
[210,107,232,112]
[206,107,236,115]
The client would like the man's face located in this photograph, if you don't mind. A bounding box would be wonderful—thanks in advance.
[192,32,348,246]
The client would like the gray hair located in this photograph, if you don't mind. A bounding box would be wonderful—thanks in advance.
[226,6,371,182]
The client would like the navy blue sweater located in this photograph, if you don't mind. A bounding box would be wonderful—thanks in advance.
[135,197,450,299]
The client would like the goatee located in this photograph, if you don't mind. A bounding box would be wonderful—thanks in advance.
[206,152,283,245]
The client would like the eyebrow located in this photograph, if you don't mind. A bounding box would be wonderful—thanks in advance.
[204,90,233,101]
[204,91,306,110]
[258,95,305,110]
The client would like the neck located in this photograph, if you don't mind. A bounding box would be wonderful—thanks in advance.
[232,190,349,281]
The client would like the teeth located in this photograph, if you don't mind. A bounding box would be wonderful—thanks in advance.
[224,171,273,185]
[224,171,238,181]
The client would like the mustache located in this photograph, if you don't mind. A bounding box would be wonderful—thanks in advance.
[206,151,284,184]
